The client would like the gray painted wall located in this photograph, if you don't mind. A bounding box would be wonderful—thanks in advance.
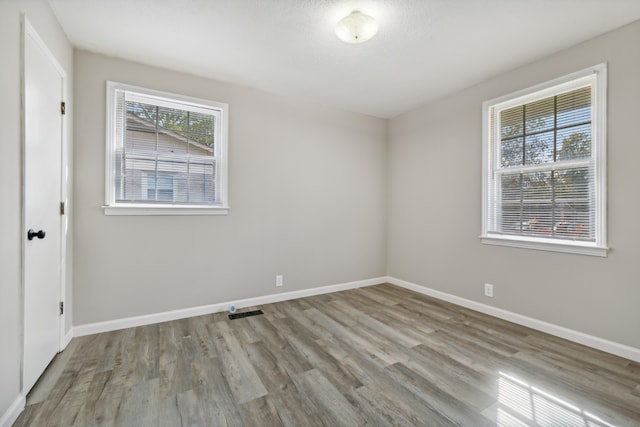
[73,51,388,325]
[387,20,640,349]
[0,0,73,420]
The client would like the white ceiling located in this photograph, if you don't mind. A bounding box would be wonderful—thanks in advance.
[49,0,640,118]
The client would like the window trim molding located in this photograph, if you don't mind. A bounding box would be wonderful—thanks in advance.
[480,236,608,257]
[103,204,230,216]
[481,64,608,256]
[103,81,229,216]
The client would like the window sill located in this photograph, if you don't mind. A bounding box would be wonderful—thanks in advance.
[103,204,229,216]
[480,235,608,257]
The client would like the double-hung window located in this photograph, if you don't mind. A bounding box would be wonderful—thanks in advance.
[481,64,607,256]
[104,82,229,215]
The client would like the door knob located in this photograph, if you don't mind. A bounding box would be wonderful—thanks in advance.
[27,229,46,240]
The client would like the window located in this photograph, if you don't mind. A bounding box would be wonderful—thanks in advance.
[481,64,607,256]
[104,81,229,215]
[147,173,174,202]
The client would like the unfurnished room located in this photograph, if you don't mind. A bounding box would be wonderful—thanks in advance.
[1,0,640,426]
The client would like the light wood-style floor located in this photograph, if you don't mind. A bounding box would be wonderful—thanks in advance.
[14,284,640,426]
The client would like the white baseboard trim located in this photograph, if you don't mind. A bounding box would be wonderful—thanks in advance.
[387,276,640,363]
[73,277,386,337]
[0,394,25,427]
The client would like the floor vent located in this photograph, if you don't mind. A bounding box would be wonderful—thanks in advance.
[229,309,264,320]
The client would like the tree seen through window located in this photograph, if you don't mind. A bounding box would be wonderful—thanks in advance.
[496,87,593,240]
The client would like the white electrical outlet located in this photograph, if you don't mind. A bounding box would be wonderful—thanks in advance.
[484,283,494,298]
[276,275,284,287]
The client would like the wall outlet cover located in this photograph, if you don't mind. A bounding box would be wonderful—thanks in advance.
[484,283,494,297]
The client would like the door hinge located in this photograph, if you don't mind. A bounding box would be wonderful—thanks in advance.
[61,101,66,115]
[59,301,64,316]
[60,201,65,216]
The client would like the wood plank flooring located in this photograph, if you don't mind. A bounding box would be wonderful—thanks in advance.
[14,284,640,426]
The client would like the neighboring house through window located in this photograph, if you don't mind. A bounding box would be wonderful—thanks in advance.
[105,81,229,215]
[481,64,607,256]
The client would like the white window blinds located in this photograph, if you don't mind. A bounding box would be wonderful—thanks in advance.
[105,82,229,214]
[482,65,607,256]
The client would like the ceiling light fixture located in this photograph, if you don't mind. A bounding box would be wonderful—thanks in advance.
[335,10,378,44]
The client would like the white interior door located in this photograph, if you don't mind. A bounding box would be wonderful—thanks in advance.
[23,23,64,394]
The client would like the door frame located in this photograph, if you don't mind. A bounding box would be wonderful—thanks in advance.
[20,15,69,393]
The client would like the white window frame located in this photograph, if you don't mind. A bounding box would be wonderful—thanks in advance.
[481,64,607,257]
[104,81,229,215]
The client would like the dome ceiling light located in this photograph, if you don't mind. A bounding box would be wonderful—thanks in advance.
[335,10,379,44]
